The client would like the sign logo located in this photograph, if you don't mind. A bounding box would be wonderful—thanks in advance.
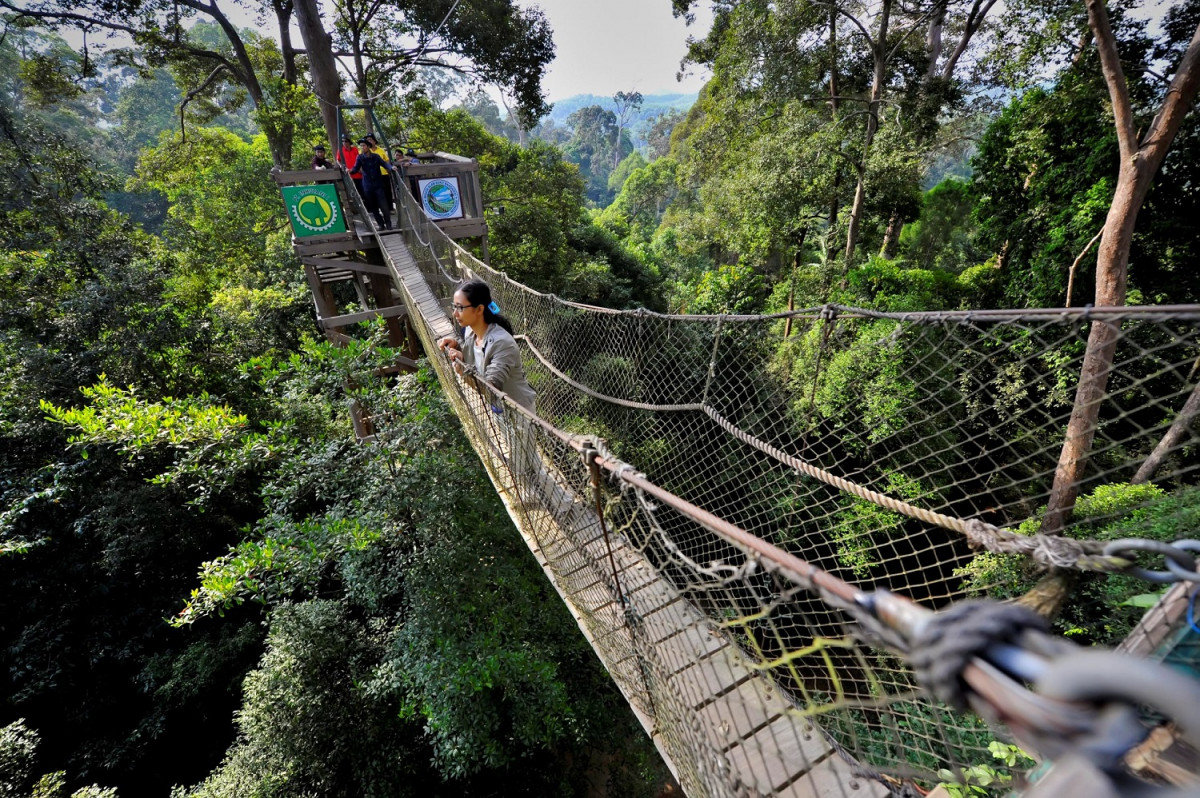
[281,184,346,238]
[418,177,465,220]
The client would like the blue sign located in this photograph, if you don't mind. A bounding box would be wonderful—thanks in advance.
[418,177,465,220]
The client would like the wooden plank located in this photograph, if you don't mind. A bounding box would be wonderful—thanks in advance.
[1118,582,1190,656]
[654,615,730,662]
[294,238,379,256]
[640,595,704,646]
[292,231,359,246]
[697,677,786,751]
[301,256,392,276]
[274,168,346,185]
[667,647,755,704]
[723,713,832,794]
[430,151,475,164]
[320,305,409,328]
[774,751,891,798]
[435,219,488,239]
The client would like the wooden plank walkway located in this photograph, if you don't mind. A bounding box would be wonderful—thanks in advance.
[365,228,886,798]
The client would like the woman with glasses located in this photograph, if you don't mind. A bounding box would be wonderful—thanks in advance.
[437,279,543,501]
[437,279,535,411]
[438,280,579,519]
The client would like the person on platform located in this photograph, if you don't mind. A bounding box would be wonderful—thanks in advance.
[364,133,394,212]
[336,134,362,195]
[356,138,392,229]
[437,279,535,412]
[437,280,549,504]
[310,145,334,169]
[405,148,421,165]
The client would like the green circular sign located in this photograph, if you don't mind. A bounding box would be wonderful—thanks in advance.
[296,194,335,228]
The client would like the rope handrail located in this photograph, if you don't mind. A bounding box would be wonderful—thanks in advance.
[516,332,1136,573]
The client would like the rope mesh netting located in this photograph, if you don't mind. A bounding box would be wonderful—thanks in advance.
[376,182,1200,797]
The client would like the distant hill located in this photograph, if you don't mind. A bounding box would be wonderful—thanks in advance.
[546,92,698,125]
[540,92,698,149]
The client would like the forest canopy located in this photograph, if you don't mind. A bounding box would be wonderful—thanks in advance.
[1,0,1199,793]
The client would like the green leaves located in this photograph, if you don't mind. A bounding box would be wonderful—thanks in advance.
[174,513,386,625]
[41,377,248,455]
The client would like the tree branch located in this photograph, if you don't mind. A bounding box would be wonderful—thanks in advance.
[179,63,230,142]
[816,2,875,50]
[940,0,999,81]
[887,5,940,62]
[0,1,142,37]
[1085,0,1137,157]
[1139,21,1200,159]
[1065,227,1103,307]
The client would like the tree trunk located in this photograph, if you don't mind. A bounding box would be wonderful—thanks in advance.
[270,0,298,164]
[497,91,528,147]
[879,208,902,258]
[926,0,947,78]
[1132,381,1200,484]
[1041,1,1200,534]
[842,0,891,267]
[272,0,298,85]
[826,8,842,268]
[292,0,344,153]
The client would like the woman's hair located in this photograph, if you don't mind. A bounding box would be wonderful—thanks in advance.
[458,279,514,335]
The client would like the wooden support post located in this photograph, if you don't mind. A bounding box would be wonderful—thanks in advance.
[366,273,408,349]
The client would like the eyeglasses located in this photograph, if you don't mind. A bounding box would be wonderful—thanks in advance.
[451,302,474,312]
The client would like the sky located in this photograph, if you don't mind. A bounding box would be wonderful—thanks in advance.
[518,0,713,100]
[62,0,714,104]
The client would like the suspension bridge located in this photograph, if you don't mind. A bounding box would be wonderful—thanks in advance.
[275,146,1200,797]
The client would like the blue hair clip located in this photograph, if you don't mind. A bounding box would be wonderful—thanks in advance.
[487,301,500,314]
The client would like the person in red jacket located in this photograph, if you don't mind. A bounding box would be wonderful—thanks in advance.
[336,134,362,196]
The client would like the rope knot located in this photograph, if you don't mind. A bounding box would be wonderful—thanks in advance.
[963,519,1099,570]
[909,600,1048,710]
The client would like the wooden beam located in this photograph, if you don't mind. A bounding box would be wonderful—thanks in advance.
[300,256,392,276]
[291,231,359,246]
[404,162,478,179]
[435,218,488,239]
[294,238,379,257]
[320,304,409,328]
[431,151,475,164]
[273,168,346,185]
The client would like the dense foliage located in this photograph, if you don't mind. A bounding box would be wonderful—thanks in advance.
[0,34,669,797]
[3,0,1200,793]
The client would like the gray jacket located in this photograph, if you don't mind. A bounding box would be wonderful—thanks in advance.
[461,323,537,411]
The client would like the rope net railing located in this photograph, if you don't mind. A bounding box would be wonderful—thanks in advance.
[379,184,1200,797]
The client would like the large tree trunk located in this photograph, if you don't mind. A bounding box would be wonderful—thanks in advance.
[842,0,891,267]
[292,0,344,153]
[1041,1,1200,534]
